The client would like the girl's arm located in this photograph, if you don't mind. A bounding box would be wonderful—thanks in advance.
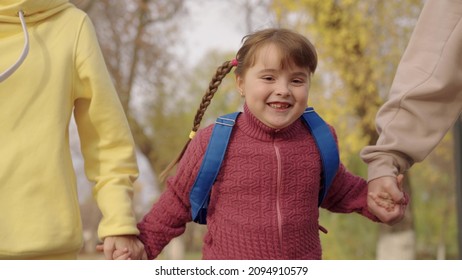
[137,127,212,259]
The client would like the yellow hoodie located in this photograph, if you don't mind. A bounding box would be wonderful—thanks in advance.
[0,0,139,259]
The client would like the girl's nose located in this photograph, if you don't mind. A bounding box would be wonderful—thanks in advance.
[275,82,291,96]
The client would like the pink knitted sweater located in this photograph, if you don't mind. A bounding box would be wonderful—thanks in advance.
[138,105,379,259]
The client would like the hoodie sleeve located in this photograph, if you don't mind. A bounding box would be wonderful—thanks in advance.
[72,15,140,239]
[360,0,462,182]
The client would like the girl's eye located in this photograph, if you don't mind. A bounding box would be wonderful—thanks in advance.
[262,76,274,81]
[292,79,305,85]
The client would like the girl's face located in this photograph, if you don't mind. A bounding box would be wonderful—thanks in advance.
[236,43,311,130]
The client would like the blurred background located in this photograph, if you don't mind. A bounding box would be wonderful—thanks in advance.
[70,0,461,260]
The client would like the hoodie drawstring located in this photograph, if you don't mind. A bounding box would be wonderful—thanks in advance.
[0,10,30,83]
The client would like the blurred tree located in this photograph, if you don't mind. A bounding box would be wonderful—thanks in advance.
[79,194,102,254]
[71,0,93,10]
[410,133,458,259]
[271,0,424,259]
[74,0,187,179]
[236,0,274,33]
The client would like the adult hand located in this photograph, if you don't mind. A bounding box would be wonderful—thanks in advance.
[367,174,407,225]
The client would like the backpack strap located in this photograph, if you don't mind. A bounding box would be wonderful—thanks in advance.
[301,107,340,206]
[190,107,339,224]
[190,112,240,224]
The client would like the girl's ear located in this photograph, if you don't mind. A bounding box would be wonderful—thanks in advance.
[235,75,244,97]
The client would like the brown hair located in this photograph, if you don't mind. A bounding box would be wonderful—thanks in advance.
[159,28,318,181]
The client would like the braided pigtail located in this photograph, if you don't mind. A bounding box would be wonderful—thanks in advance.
[159,60,237,182]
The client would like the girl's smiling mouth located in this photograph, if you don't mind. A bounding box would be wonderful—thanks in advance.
[268,102,292,109]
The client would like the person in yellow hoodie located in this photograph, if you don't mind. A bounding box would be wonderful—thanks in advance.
[0,0,145,259]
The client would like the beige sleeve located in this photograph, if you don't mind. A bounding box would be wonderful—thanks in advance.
[361,0,462,181]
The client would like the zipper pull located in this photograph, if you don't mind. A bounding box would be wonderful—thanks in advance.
[318,224,328,234]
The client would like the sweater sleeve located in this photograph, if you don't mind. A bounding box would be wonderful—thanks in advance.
[72,15,140,239]
[137,128,210,259]
[321,127,380,222]
[360,0,462,182]
[321,164,380,222]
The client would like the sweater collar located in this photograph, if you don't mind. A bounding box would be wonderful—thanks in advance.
[237,104,306,142]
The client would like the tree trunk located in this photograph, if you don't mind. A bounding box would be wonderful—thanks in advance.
[376,176,415,259]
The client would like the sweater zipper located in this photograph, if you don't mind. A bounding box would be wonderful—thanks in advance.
[273,143,284,254]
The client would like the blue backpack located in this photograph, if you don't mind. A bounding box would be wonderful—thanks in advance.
[189,107,340,224]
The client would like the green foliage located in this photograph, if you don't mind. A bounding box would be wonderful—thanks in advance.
[320,210,379,259]
[409,133,459,259]
[273,0,423,144]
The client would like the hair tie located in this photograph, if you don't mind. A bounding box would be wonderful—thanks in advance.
[189,131,196,139]
[231,58,238,67]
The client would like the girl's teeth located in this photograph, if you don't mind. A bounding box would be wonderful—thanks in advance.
[270,103,289,109]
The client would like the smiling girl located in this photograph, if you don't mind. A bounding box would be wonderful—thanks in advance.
[132,28,396,260]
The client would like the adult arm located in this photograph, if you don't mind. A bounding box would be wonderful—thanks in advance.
[361,0,462,181]
[73,15,140,244]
